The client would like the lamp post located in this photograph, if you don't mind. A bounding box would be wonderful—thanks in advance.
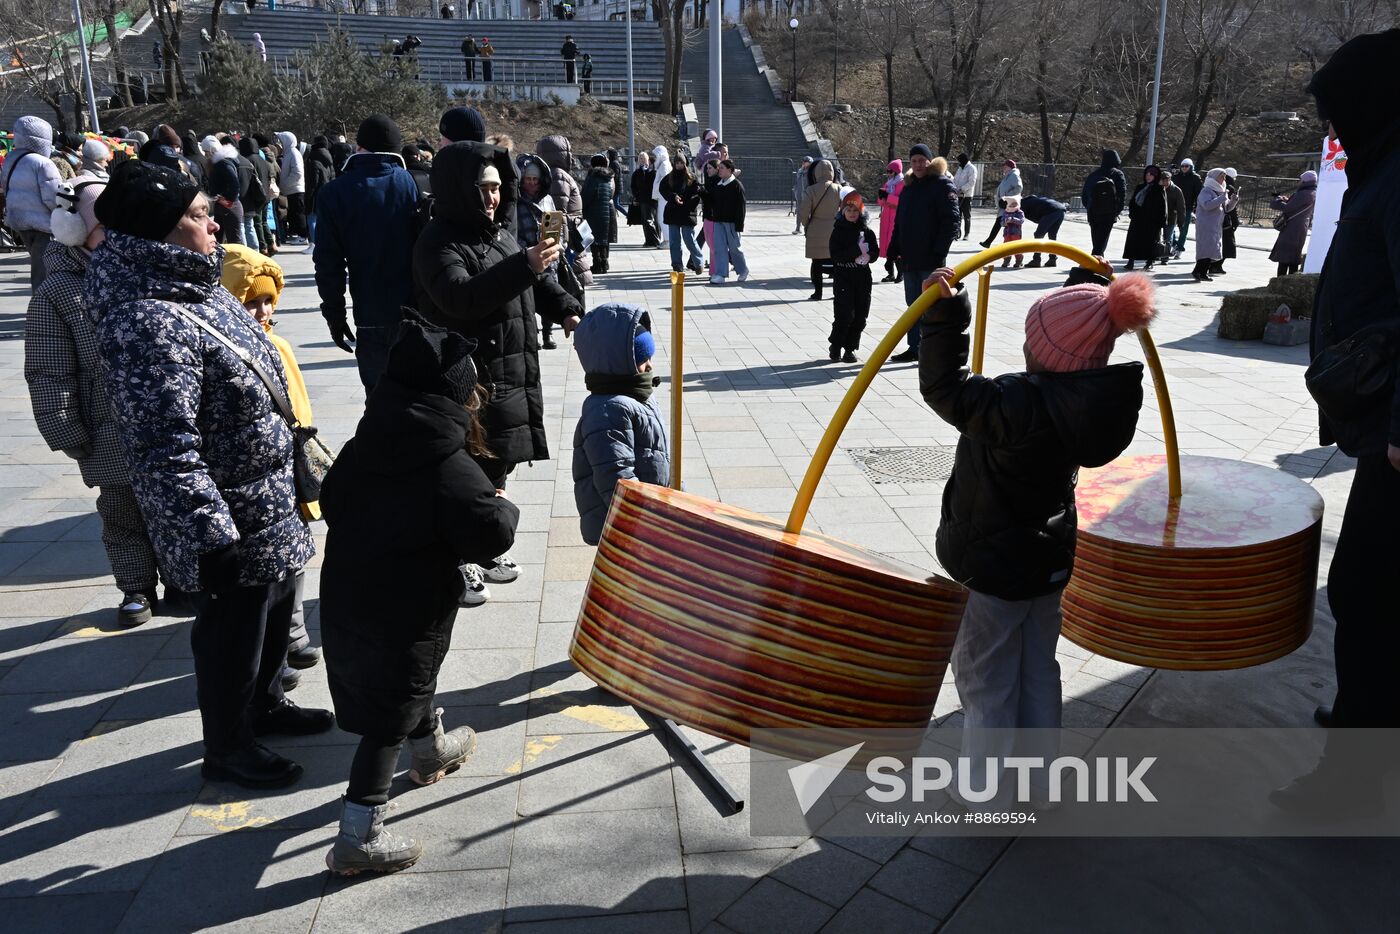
[831,6,837,105]
[789,17,799,102]
[1144,0,1168,166]
[625,0,635,168]
[72,0,102,133]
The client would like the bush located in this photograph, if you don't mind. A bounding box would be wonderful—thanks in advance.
[190,29,447,143]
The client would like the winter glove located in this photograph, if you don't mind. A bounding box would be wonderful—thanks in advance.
[197,543,241,593]
[322,306,356,353]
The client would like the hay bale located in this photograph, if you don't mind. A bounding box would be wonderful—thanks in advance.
[1265,274,1320,318]
[1218,288,1283,341]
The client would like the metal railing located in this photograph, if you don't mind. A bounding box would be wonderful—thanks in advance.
[836,159,1302,230]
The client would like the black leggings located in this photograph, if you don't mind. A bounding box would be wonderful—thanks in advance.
[959,197,972,238]
[984,198,1007,241]
[347,713,436,806]
[810,259,832,297]
[884,255,900,278]
[1277,262,1301,276]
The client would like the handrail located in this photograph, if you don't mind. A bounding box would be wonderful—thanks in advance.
[785,240,1180,535]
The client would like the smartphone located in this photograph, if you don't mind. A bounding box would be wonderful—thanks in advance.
[540,210,565,245]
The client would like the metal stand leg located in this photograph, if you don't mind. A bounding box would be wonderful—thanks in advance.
[638,708,744,816]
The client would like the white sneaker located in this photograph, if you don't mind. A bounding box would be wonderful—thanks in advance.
[479,552,521,583]
[738,272,749,282]
[709,276,724,285]
[458,564,490,607]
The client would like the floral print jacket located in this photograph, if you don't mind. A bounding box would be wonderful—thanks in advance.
[86,230,314,592]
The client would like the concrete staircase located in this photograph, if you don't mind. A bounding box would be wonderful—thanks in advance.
[222,8,667,99]
[680,26,812,200]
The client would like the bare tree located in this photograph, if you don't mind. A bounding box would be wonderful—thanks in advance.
[1027,0,1107,163]
[864,0,904,160]
[909,0,1020,158]
[148,0,190,102]
[1168,0,1264,163]
[99,0,133,108]
[0,0,93,132]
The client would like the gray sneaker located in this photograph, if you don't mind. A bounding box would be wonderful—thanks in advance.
[325,799,422,876]
[479,552,520,583]
[408,707,477,785]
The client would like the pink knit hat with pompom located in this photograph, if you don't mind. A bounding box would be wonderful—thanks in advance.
[1024,273,1157,372]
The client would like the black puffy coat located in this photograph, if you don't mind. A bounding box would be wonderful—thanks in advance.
[887,170,960,270]
[1081,150,1127,220]
[319,376,519,737]
[658,170,701,227]
[581,166,615,243]
[630,164,655,203]
[413,142,582,466]
[918,287,1143,599]
[1123,181,1168,261]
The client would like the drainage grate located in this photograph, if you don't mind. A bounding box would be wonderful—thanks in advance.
[846,445,960,485]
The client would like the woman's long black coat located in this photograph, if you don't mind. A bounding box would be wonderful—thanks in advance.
[1123,182,1168,261]
[319,379,519,737]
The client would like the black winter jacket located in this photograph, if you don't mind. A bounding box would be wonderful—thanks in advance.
[630,165,655,203]
[1081,150,1127,220]
[829,214,878,279]
[706,177,746,231]
[918,288,1143,599]
[581,167,615,243]
[887,171,959,269]
[1021,195,1067,223]
[658,170,701,227]
[320,378,519,737]
[1174,169,1204,212]
[413,142,582,466]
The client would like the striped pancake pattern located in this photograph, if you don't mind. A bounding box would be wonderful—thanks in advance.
[570,481,969,751]
[1062,455,1324,670]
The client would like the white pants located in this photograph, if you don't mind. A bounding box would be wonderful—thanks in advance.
[950,588,1064,810]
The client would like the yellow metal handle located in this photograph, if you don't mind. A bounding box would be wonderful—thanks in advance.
[670,271,684,491]
[785,240,1181,535]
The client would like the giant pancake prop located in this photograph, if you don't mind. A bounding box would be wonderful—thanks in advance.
[569,241,1323,815]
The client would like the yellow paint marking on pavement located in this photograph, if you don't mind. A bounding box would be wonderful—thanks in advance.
[505,735,564,775]
[190,798,272,832]
[533,689,647,732]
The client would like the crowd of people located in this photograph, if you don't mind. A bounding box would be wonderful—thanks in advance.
[2,24,1386,872]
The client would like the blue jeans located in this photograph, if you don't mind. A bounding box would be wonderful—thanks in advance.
[1174,213,1193,252]
[668,224,702,270]
[902,267,934,350]
[710,222,748,279]
[242,215,259,250]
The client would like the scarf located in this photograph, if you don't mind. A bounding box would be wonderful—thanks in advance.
[585,372,660,403]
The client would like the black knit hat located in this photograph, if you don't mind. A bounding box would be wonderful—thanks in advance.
[356,114,402,154]
[386,311,479,405]
[95,159,201,242]
[439,106,486,144]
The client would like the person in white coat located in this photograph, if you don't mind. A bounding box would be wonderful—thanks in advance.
[275,131,308,243]
[650,144,670,247]
[3,116,64,287]
[952,154,978,241]
[979,159,1023,247]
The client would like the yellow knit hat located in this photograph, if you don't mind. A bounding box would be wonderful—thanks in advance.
[221,243,284,309]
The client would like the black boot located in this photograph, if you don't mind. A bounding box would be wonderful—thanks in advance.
[203,743,304,789]
[1045,255,1057,267]
[1025,255,1042,268]
[829,344,840,362]
[253,698,336,737]
[1123,260,1136,271]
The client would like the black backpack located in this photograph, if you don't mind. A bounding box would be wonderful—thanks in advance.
[1089,176,1117,216]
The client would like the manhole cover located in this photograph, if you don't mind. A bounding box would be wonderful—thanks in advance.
[846,446,959,485]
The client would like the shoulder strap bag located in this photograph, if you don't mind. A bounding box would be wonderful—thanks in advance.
[172,306,334,521]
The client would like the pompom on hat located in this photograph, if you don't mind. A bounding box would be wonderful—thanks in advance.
[1024,273,1157,373]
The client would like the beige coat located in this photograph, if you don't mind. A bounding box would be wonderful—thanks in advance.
[799,161,841,260]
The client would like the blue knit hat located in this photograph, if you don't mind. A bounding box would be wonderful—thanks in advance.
[634,328,655,366]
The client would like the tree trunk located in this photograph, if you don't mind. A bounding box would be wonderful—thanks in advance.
[885,52,894,161]
[211,0,224,36]
[668,2,685,113]
[104,9,135,108]
[659,7,675,110]
[1195,105,1237,164]
[1035,35,1052,163]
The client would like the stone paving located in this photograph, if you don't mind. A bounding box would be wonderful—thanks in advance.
[0,204,1388,932]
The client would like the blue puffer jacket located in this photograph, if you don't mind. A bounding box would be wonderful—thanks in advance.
[86,231,315,592]
[313,152,420,327]
[571,303,670,545]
